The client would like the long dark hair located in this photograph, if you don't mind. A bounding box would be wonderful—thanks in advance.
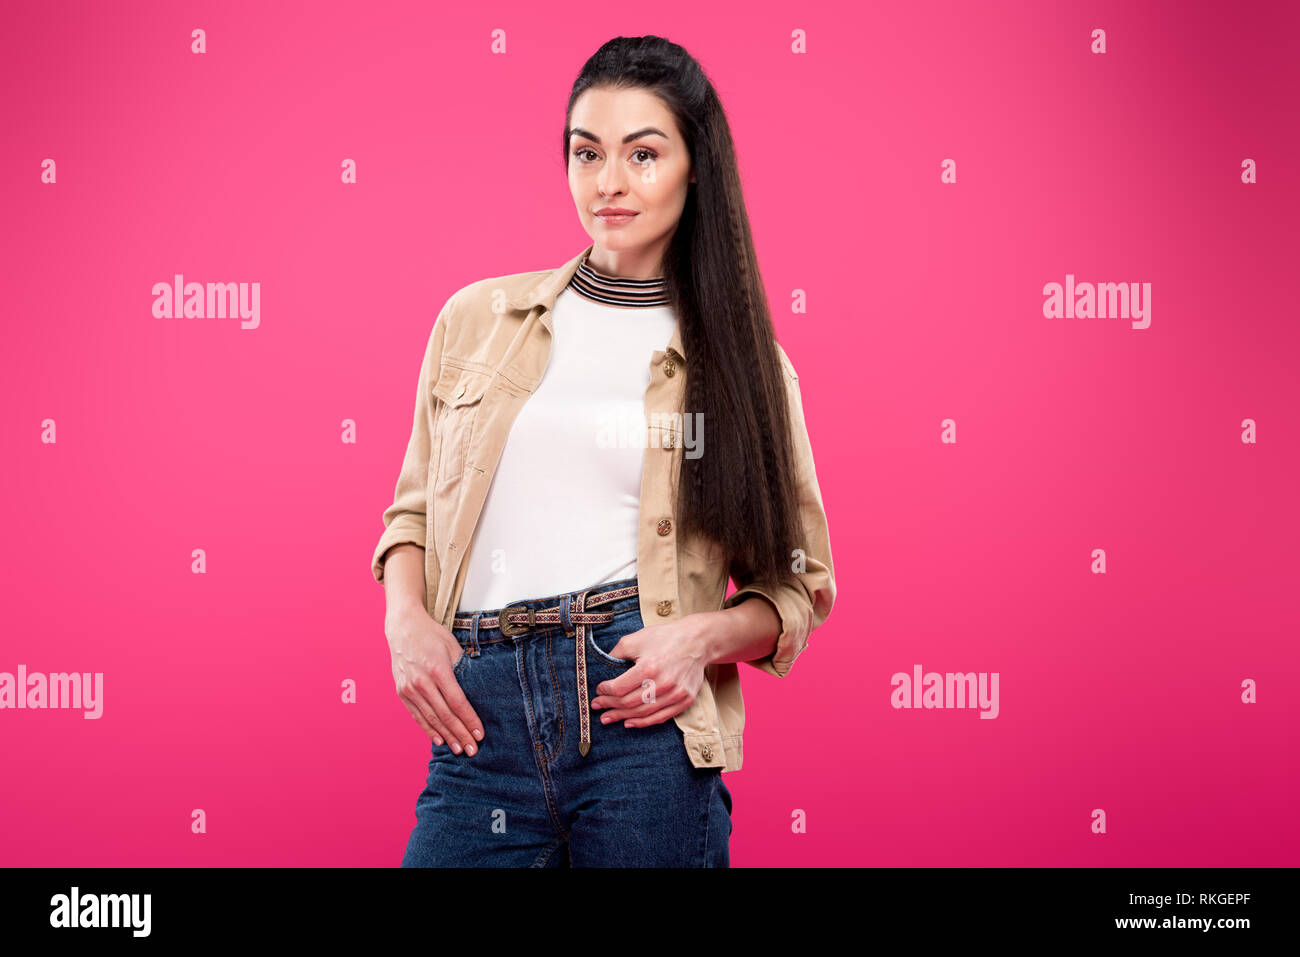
[562,35,803,592]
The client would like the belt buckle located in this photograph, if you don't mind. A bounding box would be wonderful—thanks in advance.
[498,603,534,637]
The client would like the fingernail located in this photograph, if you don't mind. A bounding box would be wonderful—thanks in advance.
[590,701,601,710]
[466,744,476,756]
[472,728,483,740]
[433,737,443,746]
[601,715,611,723]
[451,742,461,754]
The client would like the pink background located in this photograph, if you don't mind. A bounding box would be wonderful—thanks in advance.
[2,0,1297,866]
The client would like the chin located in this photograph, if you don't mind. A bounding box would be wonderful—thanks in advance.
[594,232,637,248]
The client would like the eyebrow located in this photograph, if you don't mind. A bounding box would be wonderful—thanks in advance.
[568,127,669,146]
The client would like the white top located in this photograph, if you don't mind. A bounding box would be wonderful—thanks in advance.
[457,268,677,612]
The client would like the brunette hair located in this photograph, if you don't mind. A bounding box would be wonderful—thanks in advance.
[563,35,804,591]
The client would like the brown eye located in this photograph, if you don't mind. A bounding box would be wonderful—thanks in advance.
[633,148,657,164]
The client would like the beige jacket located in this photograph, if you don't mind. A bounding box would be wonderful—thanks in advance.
[371,244,836,772]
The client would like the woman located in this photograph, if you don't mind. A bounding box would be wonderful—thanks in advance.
[373,35,836,867]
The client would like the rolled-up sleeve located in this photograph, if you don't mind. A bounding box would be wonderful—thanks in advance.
[370,300,452,585]
[723,350,836,677]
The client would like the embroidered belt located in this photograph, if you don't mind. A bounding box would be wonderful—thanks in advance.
[450,582,639,757]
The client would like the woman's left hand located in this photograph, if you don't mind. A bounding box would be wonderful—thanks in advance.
[589,614,712,727]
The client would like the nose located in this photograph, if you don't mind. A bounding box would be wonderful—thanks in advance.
[596,156,628,198]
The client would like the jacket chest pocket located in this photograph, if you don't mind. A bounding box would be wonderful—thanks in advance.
[430,362,493,484]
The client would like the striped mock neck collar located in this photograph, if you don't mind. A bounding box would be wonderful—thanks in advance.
[566,254,669,307]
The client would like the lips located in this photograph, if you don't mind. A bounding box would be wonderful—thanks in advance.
[595,208,638,216]
[595,209,639,225]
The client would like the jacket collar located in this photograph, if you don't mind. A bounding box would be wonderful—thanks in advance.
[506,244,687,364]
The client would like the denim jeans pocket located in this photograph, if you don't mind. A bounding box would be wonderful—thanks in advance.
[451,642,470,679]
[586,620,635,667]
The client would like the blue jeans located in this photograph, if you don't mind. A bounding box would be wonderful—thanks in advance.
[400,575,733,867]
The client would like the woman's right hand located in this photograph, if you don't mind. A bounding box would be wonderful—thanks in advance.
[385,606,484,756]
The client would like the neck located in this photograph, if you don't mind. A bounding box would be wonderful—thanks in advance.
[583,243,667,281]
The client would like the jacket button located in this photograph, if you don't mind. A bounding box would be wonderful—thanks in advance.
[664,358,676,377]
[701,743,714,761]
[656,599,672,616]
[454,383,466,399]
[657,518,672,536]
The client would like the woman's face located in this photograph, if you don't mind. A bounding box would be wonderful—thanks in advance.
[567,86,694,276]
